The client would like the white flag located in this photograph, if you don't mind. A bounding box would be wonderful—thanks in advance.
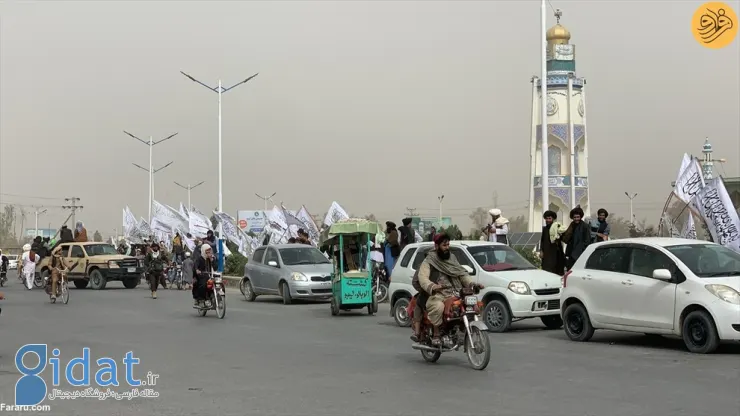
[189,206,212,238]
[674,158,705,203]
[179,203,189,219]
[153,201,189,235]
[681,213,697,240]
[212,211,241,245]
[675,153,691,187]
[297,206,320,245]
[323,201,349,227]
[690,178,740,252]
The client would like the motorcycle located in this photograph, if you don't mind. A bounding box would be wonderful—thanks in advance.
[0,262,7,287]
[408,285,491,370]
[371,261,389,303]
[194,271,226,319]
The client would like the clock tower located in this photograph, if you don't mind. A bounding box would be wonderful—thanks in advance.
[528,9,591,230]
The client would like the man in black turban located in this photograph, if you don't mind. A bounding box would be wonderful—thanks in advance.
[398,217,415,250]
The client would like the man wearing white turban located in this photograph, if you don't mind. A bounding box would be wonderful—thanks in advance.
[486,209,510,245]
[20,243,38,290]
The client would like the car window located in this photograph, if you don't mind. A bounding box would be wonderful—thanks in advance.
[400,248,418,267]
[264,248,279,265]
[411,248,432,270]
[666,244,740,278]
[629,248,676,278]
[70,246,85,258]
[450,247,475,273]
[252,248,265,264]
[59,245,70,257]
[585,247,630,273]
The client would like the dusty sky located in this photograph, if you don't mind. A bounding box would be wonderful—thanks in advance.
[1,0,739,237]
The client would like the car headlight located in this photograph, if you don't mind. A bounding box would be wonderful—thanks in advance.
[107,261,119,268]
[705,284,740,305]
[507,281,531,295]
[291,272,308,282]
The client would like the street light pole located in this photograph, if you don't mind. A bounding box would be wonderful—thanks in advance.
[174,181,205,211]
[624,192,638,225]
[437,195,444,222]
[33,206,47,237]
[124,131,178,223]
[255,192,277,212]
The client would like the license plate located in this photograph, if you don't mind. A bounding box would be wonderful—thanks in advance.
[127,267,136,273]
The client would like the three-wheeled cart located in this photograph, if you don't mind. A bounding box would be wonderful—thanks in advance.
[322,219,383,316]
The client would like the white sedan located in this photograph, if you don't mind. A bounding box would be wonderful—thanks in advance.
[561,238,740,353]
[7,254,18,270]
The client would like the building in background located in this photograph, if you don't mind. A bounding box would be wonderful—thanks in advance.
[528,11,591,231]
[24,228,57,239]
[410,217,452,236]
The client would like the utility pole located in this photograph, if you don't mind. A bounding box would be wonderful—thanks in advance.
[437,195,444,221]
[405,207,417,217]
[624,192,637,225]
[492,191,499,208]
[32,206,47,237]
[62,197,83,228]
[175,181,205,211]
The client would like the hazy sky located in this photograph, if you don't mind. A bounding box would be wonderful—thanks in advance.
[1,0,739,236]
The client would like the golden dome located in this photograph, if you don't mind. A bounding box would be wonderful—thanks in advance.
[546,24,571,44]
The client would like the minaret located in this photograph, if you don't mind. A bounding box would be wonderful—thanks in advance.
[528,9,591,231]
[701,137,714,180]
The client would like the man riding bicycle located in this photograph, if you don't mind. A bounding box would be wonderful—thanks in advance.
[47,247,77,301]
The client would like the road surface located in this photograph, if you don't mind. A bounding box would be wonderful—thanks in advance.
[0,272,738,416]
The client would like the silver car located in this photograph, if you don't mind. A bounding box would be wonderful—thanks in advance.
[241,244,333,304]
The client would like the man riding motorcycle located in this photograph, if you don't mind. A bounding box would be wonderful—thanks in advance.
[192,244,214,308]
[416,233,483,346]
[144,243,168,299]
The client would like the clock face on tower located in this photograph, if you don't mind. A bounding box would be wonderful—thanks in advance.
[547,96,558,116]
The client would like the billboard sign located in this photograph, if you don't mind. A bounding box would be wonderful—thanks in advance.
[411,217,452,235]
[237,210,267,234]
[25,228,58,238]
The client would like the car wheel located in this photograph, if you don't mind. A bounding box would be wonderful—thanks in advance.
[89,270,107,290]
[122,279,138,289]
[541,315,563,330]
[563,303,595,342]
[483,299,511,333]
[682,310,720,354]
[393,297,411,327]
[280,281,293,305]
[243,279,257,302]
[73,279,89,289]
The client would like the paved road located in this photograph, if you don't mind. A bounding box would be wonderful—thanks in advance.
[0,271,738,416]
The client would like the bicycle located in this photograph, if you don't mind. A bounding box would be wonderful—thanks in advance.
[45,269,69,304]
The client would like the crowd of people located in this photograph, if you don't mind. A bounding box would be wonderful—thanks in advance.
[538,206,611,275]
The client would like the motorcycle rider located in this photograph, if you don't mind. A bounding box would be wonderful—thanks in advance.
[417,233,482,346]
[192,244,214,308]
[0,249,8,283]
[20,244,39,290]
[144,243,168,299]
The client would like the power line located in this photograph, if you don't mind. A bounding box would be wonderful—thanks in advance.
[61,197,83,227]
[0,192,66,201]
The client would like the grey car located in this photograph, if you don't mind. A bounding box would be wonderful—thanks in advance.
[241,244,333,304]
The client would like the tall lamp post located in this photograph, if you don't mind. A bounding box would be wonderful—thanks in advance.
[132,161,174,220]
[540,0,550,225]
[33,206,47,237]
[255,192,277,212]
[180,70,258,272]
[624,192,638,225]
[174,181,205,211]
[123,131,178,223]
[437,195,444,222]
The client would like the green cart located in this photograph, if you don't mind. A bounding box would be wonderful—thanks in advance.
[322,219,384,316]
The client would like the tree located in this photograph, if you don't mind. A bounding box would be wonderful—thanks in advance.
[364,213,377,222]
[469,208,489,231]
[508,215,528,233]
[0,205,17,246]
[440,224,463,240]
[629,220,659,238]
[93,230,103,242]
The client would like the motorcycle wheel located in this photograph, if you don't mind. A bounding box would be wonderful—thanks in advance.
[421,349,441,363]
[198,307,208,317]
[216,293,226,319]
[376,283,389,303]
[465,326,491,371]
[176,275,183,291]
[0,277,4,287]
[34,274,43,288]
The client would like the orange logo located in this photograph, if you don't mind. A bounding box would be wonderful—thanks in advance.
[692,2,738,49]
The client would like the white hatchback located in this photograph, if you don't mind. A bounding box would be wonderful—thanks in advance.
[388,241,563,332]
[561,238,740,353]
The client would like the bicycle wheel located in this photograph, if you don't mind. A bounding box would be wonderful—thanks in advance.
[61,281,69,304]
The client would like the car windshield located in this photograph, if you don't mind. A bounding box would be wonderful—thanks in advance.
[279,247,330,265]
[666,244,740,278]
[467,245,536,271]
[84,244,119,256]
[7,255,17,260]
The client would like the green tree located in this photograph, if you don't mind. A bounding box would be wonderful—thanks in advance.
[93,230,103,242]
[508,215,528,233]
[0,205,17,246]
[469,207,489,231]
[440,224,463,240]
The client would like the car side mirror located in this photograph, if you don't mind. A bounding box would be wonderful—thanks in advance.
[652,269,672,281]
[267,260,279,268]
[462,265,474,274]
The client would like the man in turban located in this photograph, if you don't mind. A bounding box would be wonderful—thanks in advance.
[398,218,415,250]
[486,209,510,245]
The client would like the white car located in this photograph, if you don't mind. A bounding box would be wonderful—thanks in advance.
[561,238,740,354]
[7,254,18,270]
[388,241,563,332]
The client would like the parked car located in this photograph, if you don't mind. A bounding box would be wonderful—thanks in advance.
[6,254,18,270]
[561,238,740,354]
[388,241,563,332]
[241,244,333,304]
[36,242,142,290]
